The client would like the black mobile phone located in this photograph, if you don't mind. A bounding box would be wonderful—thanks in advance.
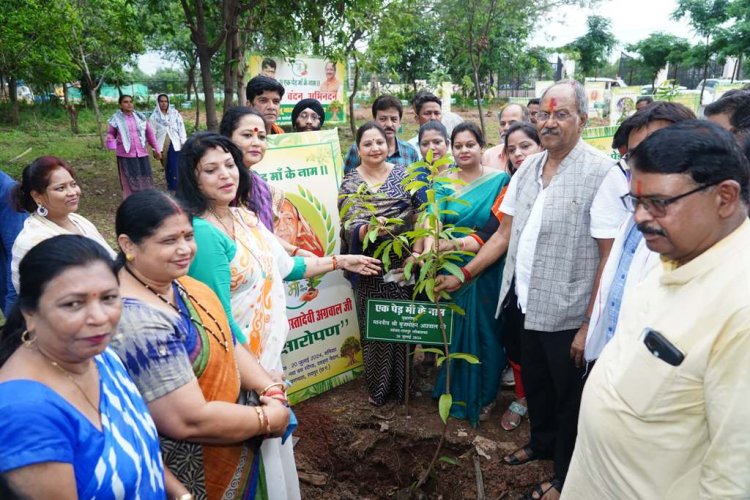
[643,329,685,366]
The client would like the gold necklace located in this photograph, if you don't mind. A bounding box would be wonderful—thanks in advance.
[35,348,100,415]
[209,207,236,239]
[125,266,230,351]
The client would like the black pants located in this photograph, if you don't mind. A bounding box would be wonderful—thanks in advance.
[505,293,585,483]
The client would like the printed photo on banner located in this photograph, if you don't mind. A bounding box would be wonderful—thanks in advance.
[248,55,347,126]
[253,129,361,404]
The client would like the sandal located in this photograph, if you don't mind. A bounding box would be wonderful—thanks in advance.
[502,445,537,466]
[501,398,527,431]
[479,401,496,422]
[522,478,562,500]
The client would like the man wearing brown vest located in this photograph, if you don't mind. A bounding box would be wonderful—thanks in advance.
[438,80,628,499]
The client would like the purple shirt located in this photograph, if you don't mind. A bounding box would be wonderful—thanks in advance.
[106,114,159,158]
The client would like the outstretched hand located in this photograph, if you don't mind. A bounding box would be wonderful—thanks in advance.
[338,255,381,275]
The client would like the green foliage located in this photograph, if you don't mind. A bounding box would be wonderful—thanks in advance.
[566,15,617,77]
[0,0,77,84]
[438,393,453,424]
[672,0,732,96]
[367,0,439,89]
[71,0,147,84]
[712,0,750,77]
[627,33,691,88]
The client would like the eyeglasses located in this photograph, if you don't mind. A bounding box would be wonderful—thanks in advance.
[299,112,321,122]
[536,110,574,122]
[620,180,721,217]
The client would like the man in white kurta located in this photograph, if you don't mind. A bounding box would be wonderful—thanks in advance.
[563,120,750,499]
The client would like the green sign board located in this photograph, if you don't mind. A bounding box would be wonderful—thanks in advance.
[365,300,454,345]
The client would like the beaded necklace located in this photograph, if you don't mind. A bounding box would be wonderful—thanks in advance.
[124,265,229,351]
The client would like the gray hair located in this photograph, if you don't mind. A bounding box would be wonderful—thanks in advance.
[498,103,531,123]
[541,79,588,116]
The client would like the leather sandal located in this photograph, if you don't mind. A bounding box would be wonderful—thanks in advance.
[502,444,537,466]
[523,478,562,500]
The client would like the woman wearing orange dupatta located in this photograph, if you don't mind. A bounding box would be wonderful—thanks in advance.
[110,191,291,499]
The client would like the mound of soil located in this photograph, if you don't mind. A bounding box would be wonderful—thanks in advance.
[293,374,552,499]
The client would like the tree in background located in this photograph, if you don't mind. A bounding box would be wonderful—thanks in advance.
[368,0,439,92]
[712,0,750,82]
[67,0,146,145]
[628,33,690,91]
[565,15,617,78]
[673,0,730,102]
[437,0,507,136]
[314,0,388,136]
[0,0,76,125]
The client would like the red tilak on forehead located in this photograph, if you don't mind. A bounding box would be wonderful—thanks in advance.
[636,179,643,196]
[549,97,557,112]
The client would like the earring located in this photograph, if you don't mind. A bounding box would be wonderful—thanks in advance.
[21,330,36,348]
[36,203,48,217]
[126,254,134,262]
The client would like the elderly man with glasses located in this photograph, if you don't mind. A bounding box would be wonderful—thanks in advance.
[437,80,628,499]
[563,120,750,499]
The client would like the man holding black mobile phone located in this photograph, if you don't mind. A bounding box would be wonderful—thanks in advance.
[563,121,750,499]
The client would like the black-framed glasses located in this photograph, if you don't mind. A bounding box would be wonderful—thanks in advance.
[536,109,574,122]
[620,180,722,217]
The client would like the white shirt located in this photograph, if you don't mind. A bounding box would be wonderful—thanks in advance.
[501,164,628,312]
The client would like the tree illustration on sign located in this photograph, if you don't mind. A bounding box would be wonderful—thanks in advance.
[340,336,361,366]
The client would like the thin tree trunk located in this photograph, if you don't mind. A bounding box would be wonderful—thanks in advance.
[89,88,105,148]
[222,26,238,111]
[186,62,196,101]
[8,76,20,126]
[470,53,486,137]
[184,0,225,131]
[349,55,360,137]
[699,34,710,105]
[197,47,218,130]
[63,84,79,134]
[738,54,744,81]
[195,79,201,130]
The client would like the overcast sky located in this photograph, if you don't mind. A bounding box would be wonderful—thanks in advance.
[138,0,699,74]
[530,0,698,50]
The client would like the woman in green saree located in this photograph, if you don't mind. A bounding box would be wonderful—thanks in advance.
[428,121,510,426]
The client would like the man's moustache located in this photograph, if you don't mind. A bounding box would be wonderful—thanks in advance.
[541,129,559,136]
[637,222,667,237]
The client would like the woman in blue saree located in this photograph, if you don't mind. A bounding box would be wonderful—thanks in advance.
[429,122,510,426]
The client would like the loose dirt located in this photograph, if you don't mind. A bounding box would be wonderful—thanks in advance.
[293,372,552,499]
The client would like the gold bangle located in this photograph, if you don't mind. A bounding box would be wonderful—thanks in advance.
[260,382,285,396]
[253,406,264,432]
[260,406,271,434]
[176,494,193,500]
